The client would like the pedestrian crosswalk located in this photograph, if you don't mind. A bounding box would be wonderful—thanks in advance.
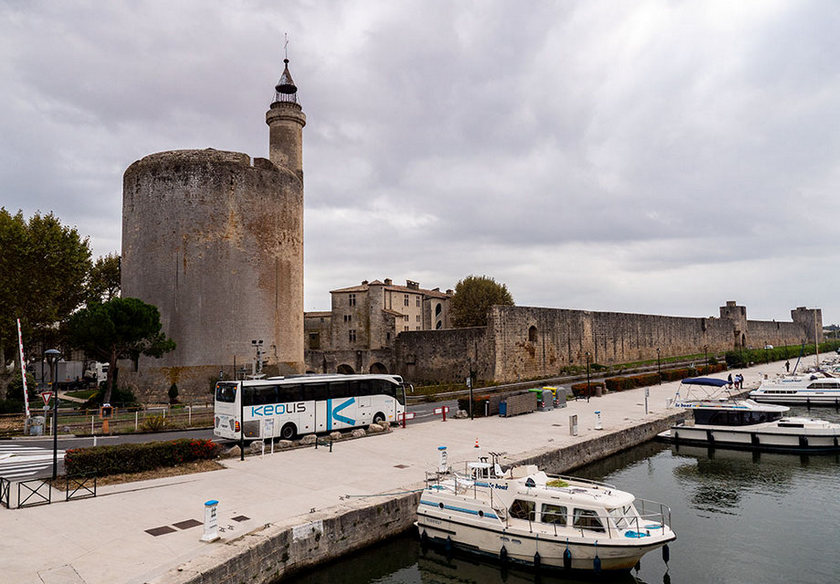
[0,444,64,480]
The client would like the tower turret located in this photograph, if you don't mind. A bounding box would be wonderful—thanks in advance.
[266,58,306,180]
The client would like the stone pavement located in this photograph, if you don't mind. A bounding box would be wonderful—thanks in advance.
[1,360,793,584]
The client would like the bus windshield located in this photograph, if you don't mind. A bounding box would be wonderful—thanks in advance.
[216,382,238,403]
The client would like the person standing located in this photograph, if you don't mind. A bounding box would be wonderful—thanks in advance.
[727,373,733,388]
[785,360,790,373]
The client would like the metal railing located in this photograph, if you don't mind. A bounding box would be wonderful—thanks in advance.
[17,479,51,509]
[66,475,97,502]
[0,477,9,508]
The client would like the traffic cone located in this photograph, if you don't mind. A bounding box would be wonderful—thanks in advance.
[474,438,480,448]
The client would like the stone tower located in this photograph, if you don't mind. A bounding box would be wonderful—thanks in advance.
[120,59,306,397]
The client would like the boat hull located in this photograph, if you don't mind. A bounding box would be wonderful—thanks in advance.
[659,425,840,453]
[416,515,672,572]
[749,393,840,406]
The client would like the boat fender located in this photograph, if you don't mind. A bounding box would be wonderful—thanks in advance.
[593,542,601,574]
[834,436,838,448]
[706,430,715,443]
[635,560,641,572]
[799,436,809,448]
[664,571,671,584]
[445,536,452,553]
[420,530,429,547]
[751,433,760,446]
[662,543,670,564]
[673,430,679,444]
[563,543,572,570]
[499,546,508,564]
[534,551,541,569]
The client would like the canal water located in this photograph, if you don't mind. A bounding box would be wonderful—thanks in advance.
[284,406,840,584]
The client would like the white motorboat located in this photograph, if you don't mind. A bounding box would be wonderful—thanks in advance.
[750,374,840,406]
[660,377,840,452]
[416,448,675,573]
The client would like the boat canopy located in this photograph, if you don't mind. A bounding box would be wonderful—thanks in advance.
[681,377,729,387]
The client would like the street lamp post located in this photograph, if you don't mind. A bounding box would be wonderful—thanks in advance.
[704,344,708,365]
[44,348,60,481]
[251,339,264,375]
[239,365,247,461]
[585,352,591,403]
[657,348,662,384]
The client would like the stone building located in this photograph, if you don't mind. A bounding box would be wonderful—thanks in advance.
[121,58,306,397]
[304,279,452,374]
[395,301,823,385]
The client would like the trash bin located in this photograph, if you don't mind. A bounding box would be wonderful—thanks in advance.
[595,385,603,398]
[499,401,507,417]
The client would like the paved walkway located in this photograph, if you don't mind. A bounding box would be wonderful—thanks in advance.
[1,360,794,584]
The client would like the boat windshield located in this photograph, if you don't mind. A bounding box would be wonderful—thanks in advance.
[607,505,635,530]
[693,409,784,426]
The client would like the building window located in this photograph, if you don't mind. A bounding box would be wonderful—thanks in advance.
[529,326,538,342]
[436,321,442,329]
[349,329,356,342]
[404,294,409,306]
[416,326,420,330]
[404,315,409,321]
[343,314,352,323]
[416,315,420,322]
[435,303,441,316]
[349,294,356,307]
[404,326,409,331]
[387,332,391,341]
[308,332,320,350]
[416,297,420,307]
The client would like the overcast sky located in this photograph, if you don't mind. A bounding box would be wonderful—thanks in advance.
[2,1,839,325]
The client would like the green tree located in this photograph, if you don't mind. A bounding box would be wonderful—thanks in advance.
[450,275,514,327]
[65,297,175,404]
[0,208,91,366]
[86,252,121,303]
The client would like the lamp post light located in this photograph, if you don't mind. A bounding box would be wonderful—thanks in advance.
[251,339,264,375]
[239,365,247,461]
[44,348,60,481]
[657,348,662,385]
[585,352,591,403]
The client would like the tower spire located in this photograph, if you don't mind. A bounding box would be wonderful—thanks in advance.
[273,34,299,103]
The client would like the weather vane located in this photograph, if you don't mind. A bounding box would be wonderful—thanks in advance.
[284,33,289,60]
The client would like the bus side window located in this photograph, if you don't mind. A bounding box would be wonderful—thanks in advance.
[357,379,371,396]
[277,384,302,403]
[257,385,277,405]
[304,383,328,402]
[347,380,360,396]
[329,381,350,399]
[243,387,255,407]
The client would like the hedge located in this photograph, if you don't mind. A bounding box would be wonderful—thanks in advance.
[570,382,604,397]
[604,364,726,392]
[64,438,221,478]
[725,341,840,368]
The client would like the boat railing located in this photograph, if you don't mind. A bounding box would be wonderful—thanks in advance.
[547,473,617,490]
[516,499,671,540]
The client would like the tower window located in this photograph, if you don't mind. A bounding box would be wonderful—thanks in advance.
[309,332,320,350]
[529,326,538,343]
[349,294,356,307]
[416,297,420,307]
[343,314,352,323]
[404,294,409,306]
[349,329,357,342]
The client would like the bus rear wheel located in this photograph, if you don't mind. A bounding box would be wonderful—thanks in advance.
[373,412,386,425]
[280,423,297,440]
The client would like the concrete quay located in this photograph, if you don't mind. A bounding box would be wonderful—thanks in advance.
[3,360,792,584]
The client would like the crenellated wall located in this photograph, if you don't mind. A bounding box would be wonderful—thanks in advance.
[395,301,822,384]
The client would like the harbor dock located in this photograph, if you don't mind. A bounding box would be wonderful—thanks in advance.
[3,360,789,584]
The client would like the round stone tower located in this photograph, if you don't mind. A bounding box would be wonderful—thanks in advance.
[121,59,306,397]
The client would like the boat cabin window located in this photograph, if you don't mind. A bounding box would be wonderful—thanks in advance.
[541,504,567,525]
[509,499,535,521]
[693,410,783,426]
[573,508,605,532]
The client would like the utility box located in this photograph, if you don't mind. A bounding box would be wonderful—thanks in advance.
[569,414,579,436]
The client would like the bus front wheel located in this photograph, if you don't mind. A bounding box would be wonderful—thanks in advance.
[280,423,297,440]
[373,412,386,425]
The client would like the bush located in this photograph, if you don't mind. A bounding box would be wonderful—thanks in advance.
[5,373,36,402]
[140,414,166,432]
[604,364,726,392]
[64,438,221,477]
[168,383,179,405]
[83,384,138,408]
[0,399,25,414]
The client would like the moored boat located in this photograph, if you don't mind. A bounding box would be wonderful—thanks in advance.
[750,374,840,406]
[660,377,840,452]
[416,448,675,573]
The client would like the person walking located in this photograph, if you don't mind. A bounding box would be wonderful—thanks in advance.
[727,373,733,388]
[785,360,790,373]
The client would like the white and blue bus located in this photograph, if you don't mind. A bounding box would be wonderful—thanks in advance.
[214,374,408,441]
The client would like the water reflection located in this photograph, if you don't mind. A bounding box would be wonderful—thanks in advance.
[669,444,840,514]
